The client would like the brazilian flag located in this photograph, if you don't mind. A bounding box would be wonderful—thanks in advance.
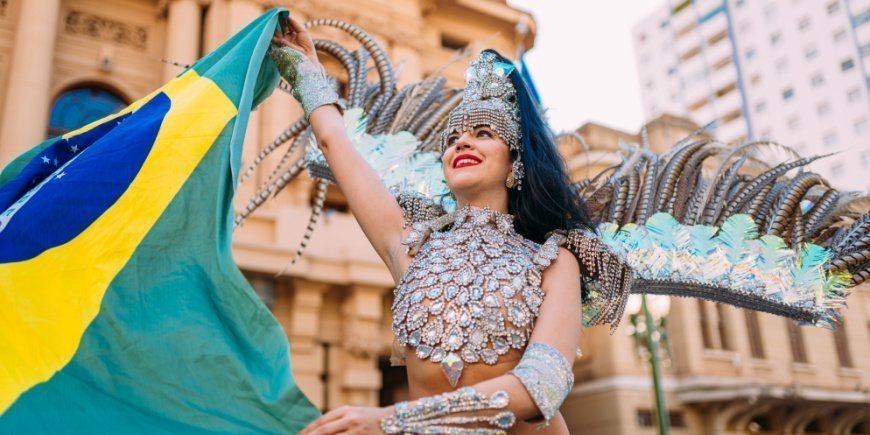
[0,8,319,433]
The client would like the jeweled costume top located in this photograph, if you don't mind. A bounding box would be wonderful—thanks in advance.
[392,205,561,386]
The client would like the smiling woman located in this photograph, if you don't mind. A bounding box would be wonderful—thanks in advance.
[267,17,625,434]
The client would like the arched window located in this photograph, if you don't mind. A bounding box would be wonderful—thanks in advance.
[48,86,127,136]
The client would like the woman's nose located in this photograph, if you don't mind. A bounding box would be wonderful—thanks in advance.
[453,132,474,151]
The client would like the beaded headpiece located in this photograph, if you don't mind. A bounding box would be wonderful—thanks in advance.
[440,51,522,154]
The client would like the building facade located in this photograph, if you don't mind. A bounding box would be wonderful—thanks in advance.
[632,0,870,191]
[1,1,868,433]
[563,115,870,435]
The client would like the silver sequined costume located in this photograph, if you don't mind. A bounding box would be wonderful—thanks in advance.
[391,205,561,386]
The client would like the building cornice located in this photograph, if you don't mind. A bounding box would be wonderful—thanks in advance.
[570,375,870,405]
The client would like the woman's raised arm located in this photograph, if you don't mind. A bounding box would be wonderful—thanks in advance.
[270,17,408,278]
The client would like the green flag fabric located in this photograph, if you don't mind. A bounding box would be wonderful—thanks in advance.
[0,8,319,433]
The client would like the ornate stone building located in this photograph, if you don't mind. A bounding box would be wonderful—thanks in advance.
[0,1,867,433]
[564,116,870,435]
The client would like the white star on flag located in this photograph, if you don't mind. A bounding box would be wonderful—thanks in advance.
[41,156,50,164]
[70,145,79,153]
[56,172,66,179]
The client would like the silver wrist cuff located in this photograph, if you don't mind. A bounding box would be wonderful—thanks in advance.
[268,45,340,119]
[380,387,515,434]
[509,342,574,427]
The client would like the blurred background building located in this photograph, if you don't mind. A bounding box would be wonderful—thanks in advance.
[632,0,870,191]
[0,0,867,434]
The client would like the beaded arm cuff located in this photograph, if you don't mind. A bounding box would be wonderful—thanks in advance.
[392,188,446,228]
[509,342,574,427]
[380,387,516,434]
[267,46,341,119]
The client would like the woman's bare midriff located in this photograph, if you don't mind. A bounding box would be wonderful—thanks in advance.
[403,348,569,435]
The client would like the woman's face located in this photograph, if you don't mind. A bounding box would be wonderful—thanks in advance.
[441,125,512,200]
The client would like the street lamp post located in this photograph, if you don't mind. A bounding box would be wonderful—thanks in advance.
[641,295,670,435]
[627,294,671,435]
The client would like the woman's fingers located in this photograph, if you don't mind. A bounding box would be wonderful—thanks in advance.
[301,408,348,434]
[287,16,306,34]
[310,417,352,435]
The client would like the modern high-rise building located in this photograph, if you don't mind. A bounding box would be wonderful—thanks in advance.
[632,0,870,191]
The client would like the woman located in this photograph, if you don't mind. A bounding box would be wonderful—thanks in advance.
[270,17,593,434]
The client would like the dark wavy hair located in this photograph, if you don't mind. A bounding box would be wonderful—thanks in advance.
[485,49,596,243]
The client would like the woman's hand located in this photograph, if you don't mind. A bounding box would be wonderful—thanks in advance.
[271,16,319,65]
[300,405,393,435]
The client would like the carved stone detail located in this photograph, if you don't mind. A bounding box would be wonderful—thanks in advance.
[64,10,148,51]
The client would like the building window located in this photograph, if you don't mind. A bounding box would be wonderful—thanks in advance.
[639,32,647,43]
[805,46,818,60]
[787,321,808,363]
[788,115,801,130]
[708,30,728,45]
[783,88,795,100]
[833,320,853,367]
[861,42,870,58]
[756,101,767,113]
[698,300,714,349]
[750,74,761,85]
[841,58,855,71]
[745,310,765,359]
[47,86,126,136]
[745,48,756,60]
[855,117,868,134]
[830,161,845,174]
[818,101,831,115]
[811,73,825,87]
[863,151,870,168]
[715,304,732,350]
[770,32,782,45]
[245,274,277,309]
[776,59,788,73]
[847,87,862,102]
[764,4,777,19]
[828,1,840,14]
[833,28,847,42]
[440,34,468,50]
[824,131,838,145]
[798,16,811,30]
[712,57,731,71]
[636,410,687,428]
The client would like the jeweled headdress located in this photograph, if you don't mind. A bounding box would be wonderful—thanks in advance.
[440,51,521,154]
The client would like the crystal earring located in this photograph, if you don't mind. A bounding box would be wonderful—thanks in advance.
[506,159,524,190]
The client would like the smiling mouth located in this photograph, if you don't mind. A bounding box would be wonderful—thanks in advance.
[453,154,482,168]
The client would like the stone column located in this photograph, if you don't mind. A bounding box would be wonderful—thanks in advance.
[163,0,202,82]
[288,280,328,409]
[331,285,385,408]
[0,0,61,166]
[668,297,704,374]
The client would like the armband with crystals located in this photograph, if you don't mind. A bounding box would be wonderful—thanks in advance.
[380,387,516,434]
[267,45,341,119]
[509,342,574,427]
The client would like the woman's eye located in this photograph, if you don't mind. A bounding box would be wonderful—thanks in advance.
[447,136,458,145]
[477,130,492,138]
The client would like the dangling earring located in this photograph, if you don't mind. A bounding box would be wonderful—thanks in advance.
[506,159,524,190]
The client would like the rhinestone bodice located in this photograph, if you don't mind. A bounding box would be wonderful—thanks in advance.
[391,206,560,386]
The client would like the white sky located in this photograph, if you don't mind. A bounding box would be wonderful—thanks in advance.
[507,1,664,133]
